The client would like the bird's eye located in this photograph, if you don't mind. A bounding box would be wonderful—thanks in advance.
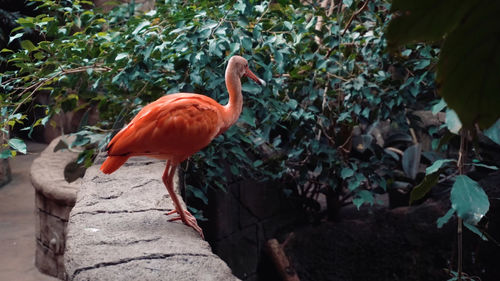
[245,64,248,68]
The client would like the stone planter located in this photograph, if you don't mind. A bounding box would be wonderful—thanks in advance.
[30,136,81,280]
[0,158,11,187]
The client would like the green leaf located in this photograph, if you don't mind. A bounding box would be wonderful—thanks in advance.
[353,190,374,210]
[241,37,252,51]
[234,0,246,13]
[115,53,128,61]
[437,208,455,228]
[402,143,421,180]
[8,138,27,154]
[388,0,500,128]
[287,99,298,110]
[340,167,354,179]
[426,159,455,175]
[436,1,500,129]
[8,33,23,44]
[401,49,412,57]
[230,42,240,54]
[471,162,498,170]
[20,40,38,52]
[463,222,487,241]
[253,160,263,168]
[17,17,33,24]
[445,109,462,134]
[431,99,446,114]
[230,165,239,175]
[71,136,90,147]
[410,172,439,204]
[484,118,500,146]
[187,185,208,205]
[343,0,353,8]
[132,20,150,35]
[450,175,489,225]
[0,150,12,159]
[347,173,366,191]
[387,0,478,48]
[239,108,256,127]
[242,82,261,95]
[353,77,364,90]
[414,59,430,70]
[40,115,50,126]
[337,112,350,122]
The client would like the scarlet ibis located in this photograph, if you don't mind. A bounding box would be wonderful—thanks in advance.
[100,56,265,238]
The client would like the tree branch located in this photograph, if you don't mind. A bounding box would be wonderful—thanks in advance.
[341,0,370,36]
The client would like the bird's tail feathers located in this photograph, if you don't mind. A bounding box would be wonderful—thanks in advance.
[100,155,129,174]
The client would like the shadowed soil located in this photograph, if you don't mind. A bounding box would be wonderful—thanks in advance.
[283,173,500,281]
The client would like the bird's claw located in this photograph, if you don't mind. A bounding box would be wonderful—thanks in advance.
[166,209,204,239]
[166,209,179,216]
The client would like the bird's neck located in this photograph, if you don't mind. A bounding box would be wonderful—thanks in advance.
[223,67,243,129]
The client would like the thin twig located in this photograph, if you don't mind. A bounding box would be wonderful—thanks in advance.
[341,0,370,36]
[456,129,467,280]
[208,6,232,40]
[339,130,353,151]
[316,85,329,141]
[254,2,270,26]
[10,65,112,115]
[327,73,349,82]
[437,171,459,184]
[0,76,19,86]
[385,146,404,156]
[406,116,418,144]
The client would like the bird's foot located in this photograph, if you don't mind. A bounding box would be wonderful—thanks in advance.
[166,209,204,239]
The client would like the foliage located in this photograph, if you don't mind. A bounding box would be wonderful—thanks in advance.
[388,0,500,279]
[1,0,442,217]
[387,0,500,129]
[388,0,498,232]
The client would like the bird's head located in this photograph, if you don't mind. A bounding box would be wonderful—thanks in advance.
[228,56,266,86]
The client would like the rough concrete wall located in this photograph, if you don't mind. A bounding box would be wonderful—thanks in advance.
[207,179,299,281]
[64,156,239,281]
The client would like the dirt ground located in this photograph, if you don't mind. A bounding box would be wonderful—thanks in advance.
[0,141,57,281]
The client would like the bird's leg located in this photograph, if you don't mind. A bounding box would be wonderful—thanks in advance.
[162,161,204,238]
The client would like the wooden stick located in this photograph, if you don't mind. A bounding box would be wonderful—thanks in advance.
[265,238,300,281]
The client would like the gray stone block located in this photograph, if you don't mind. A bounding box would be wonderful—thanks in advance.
[64,157,238,281]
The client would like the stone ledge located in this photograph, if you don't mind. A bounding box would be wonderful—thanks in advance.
[64,156,239,281]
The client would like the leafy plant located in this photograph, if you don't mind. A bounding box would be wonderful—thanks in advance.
[1,0,442,223]
[387,0,500,279]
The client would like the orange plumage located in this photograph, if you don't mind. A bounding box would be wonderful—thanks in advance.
[100,56,265,237]
[101,94,224,173]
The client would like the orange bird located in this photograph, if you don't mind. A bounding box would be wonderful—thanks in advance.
[100,56,265,238]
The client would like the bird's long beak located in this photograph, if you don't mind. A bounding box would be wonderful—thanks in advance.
[245,69,266,87]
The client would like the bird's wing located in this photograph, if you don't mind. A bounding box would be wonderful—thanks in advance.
[106,94,224,161]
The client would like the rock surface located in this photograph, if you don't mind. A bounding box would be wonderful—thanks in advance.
[64,156,238,281]
[31,136,81,279]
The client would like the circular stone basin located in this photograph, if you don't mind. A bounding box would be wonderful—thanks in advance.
[30,136,82,279]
